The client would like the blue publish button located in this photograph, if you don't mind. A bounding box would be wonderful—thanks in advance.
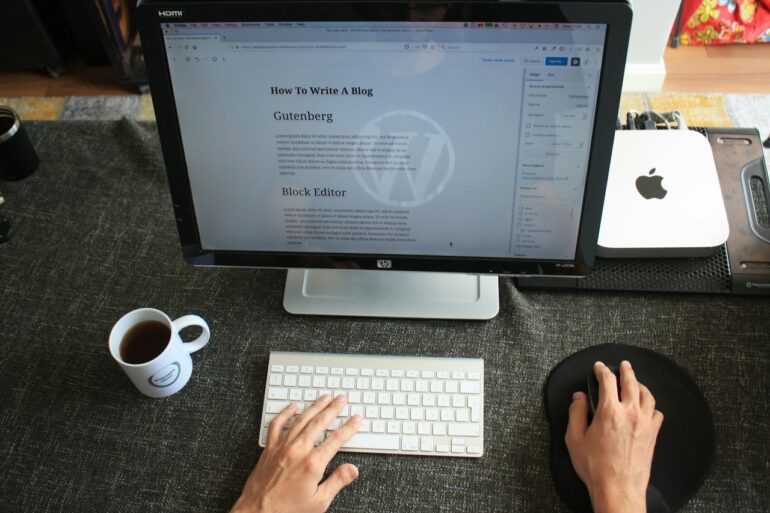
[545,57,568,66]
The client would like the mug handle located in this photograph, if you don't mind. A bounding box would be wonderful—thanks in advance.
[172,315,211,353]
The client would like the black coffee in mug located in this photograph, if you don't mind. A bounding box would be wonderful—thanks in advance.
[119,320,171,364]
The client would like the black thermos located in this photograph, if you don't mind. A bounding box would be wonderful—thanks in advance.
[0,106,40,181]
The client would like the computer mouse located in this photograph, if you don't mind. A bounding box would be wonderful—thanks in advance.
[587,363,620,420]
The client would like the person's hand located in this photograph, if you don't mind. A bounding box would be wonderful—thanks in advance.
[565,361,664,513]
[231,394,362,513]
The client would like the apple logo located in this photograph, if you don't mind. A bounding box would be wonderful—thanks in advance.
[635,168,667,199]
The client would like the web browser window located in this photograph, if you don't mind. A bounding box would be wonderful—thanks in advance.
[162,22,606,260]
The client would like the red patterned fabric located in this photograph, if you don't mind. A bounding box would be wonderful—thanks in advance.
[679,0,770,44]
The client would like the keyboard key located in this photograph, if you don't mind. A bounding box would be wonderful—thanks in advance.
[263,414,276,427]
[437,371,450,379]
[433,423,447,436]
[327,376,341,388]
[420,436,434,452]
[395,407,409,420]
[266,401,291,413]
[331,367,344,375]
[298,375,311,387]
[366,406,379,418]
[361,368,374,376]
[285,365,299,373]
[467,372,481,380]
[445,381,458,393]
[406,370,419,378]
[268,388,288,400]
[315,366,329,374]
[387,421,400,433]
[401,380,414,392]
[452,371,465,380]
[392,393,406,405]
[343,433,400,451]
[402,422,416,434]
[348,391,362,403]
[418,422,431,435]
[410,407,424,420]
[437,395,451,407]
[391,369,405,378]
[313,376,326,388]
[460,381,481,394]
[342,377,356,389]
[436,444,450,453]
[363,392,376,404]
[271,365,284,372]
[289,389,303,401]
[304,389,318,401]
[351,405,365,417]
[269,374,283,386]
[345,368,359,376]
[402,436,419,451]
[407,393,421,406]
[455,409,470,422]
[380,406,394,419]
[371,378,385,390]
[356,378,370,390]
[375,369,389,377]
[372,420,386,433]
[452,395,465,408]
[448,423,480,437]
[415,380,429,392]
[422,395,436,407]
[451,445,465,454]
[377,392,391,405]
[421,370,435,378]
[301,366,313,373]
[386,379,399,391]
[430,381,443,393]
[283,375,297,387]
[358,420,371,432]
[425,408,439,421]
[440,409,454,421]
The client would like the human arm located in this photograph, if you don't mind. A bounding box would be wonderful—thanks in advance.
[565,361,664,513]
[230,394,362,513]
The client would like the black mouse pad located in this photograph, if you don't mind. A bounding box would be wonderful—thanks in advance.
[544,343,715,513]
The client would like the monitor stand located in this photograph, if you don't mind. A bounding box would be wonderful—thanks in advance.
[283,269,499,320]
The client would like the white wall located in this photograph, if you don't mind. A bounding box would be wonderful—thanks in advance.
[623,0,682,91]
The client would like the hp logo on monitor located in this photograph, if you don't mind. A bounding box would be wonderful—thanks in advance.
[377,260,392,269]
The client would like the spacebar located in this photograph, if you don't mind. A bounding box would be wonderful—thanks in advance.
[342,434,400,450]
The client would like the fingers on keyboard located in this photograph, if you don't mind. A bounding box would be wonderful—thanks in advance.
[316,415,362,462]
[297,395,348,448]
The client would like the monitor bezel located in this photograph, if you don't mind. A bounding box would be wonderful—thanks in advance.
[137,0,632,276]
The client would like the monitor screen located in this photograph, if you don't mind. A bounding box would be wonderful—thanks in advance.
[161,20,605,262]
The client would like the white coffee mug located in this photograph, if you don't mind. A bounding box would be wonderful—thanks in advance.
[109,308,210,398]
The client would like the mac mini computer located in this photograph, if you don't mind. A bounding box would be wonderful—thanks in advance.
[597,130,729,258]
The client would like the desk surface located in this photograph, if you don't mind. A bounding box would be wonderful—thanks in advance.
[0,121,768,513]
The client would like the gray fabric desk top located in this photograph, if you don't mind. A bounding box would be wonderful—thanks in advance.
[0,121,768,513]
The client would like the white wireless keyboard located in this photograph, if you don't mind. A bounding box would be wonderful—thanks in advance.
[259,351,484,458]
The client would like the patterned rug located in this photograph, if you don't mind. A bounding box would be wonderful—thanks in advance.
[1,93,769,162]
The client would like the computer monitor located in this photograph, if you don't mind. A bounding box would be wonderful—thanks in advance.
[138,0,632,319]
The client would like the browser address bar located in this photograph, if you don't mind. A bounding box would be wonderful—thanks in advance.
[231,42,502,52]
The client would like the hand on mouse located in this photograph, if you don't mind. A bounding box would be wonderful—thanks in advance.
[565,361,664,513]
[230,394,362,513]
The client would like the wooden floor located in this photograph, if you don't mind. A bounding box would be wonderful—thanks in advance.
[0,44,769,96]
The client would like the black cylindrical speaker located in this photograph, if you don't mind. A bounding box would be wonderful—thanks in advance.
[0,106,40,181]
